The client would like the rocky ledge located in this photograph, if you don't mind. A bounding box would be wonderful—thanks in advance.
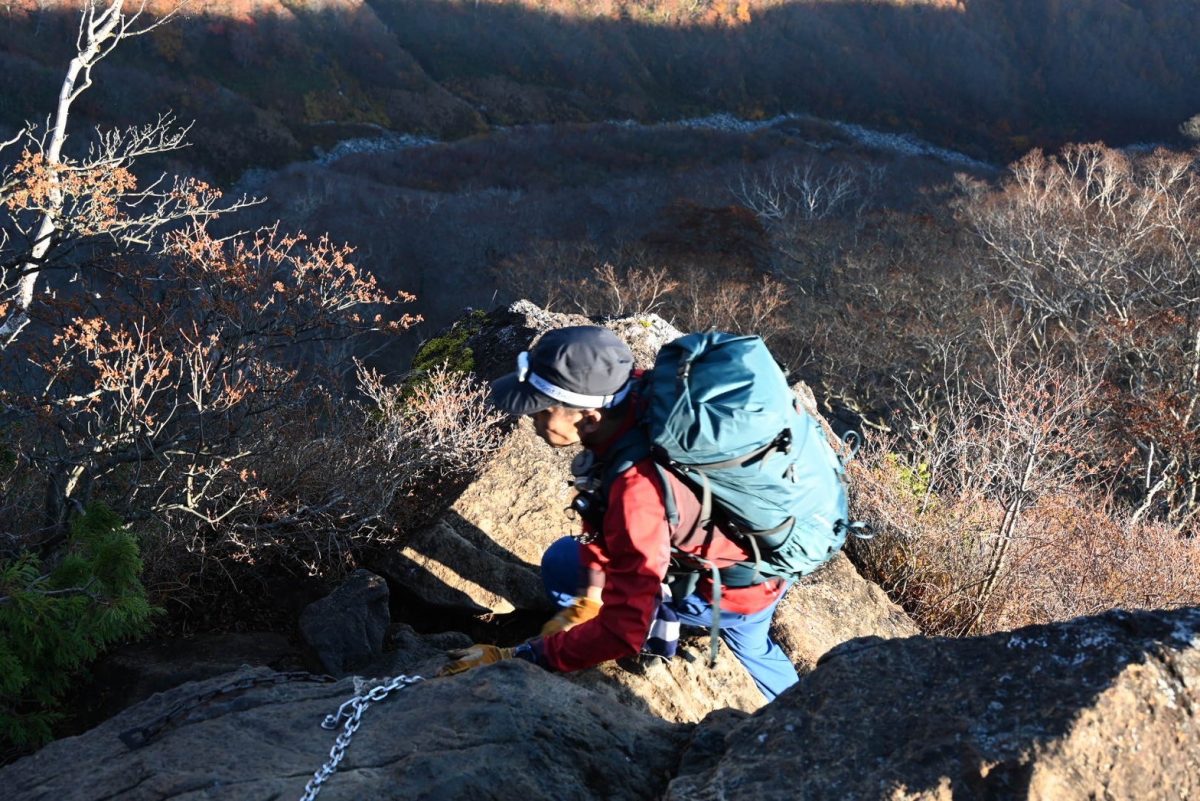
[2,607,1196,800]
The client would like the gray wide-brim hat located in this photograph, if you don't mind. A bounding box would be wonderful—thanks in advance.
[490,326,635,416]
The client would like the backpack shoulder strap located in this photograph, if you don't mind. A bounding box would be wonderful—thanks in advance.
[596,420,734,666]
[596,375,681,526]
[598,426,681,527]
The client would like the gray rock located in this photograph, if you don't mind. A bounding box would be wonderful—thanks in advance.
[299,569,390,675]
[667,606,1200,801]
[89,632,301,720]
[673,708,750,781]
[771,551,918,673]
[1,662,685,801]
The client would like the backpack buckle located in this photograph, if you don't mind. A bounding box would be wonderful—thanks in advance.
[570,450,602,492]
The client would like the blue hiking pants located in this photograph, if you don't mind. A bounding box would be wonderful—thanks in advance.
[540,536,800,701]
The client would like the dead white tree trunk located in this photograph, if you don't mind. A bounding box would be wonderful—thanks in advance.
[1,0,176,347]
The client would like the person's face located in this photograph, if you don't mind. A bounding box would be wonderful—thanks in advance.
[531,406,600,448]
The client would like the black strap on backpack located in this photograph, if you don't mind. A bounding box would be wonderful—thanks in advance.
[590,428,733,666]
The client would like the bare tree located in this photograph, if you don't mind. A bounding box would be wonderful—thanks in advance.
[734,159,866,224]
[0,0,428,570]
[0,0,196,348]
[959,145,1200,347]
[959,144,1200,528]
[732,157,884,293]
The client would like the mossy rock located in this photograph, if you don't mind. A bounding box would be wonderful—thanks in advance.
[410,309,489,377]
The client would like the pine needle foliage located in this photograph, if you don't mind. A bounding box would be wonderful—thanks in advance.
[0,505,155,749]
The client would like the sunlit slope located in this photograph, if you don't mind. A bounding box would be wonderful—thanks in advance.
[2,0,1198,176]
[0,0,483,176]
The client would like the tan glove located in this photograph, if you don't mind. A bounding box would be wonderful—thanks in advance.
[438,644,514,677]
[540,596,602,636]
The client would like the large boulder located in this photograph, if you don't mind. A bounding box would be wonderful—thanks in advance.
[2,661,686,801]
[772,552,918,673]
[666,606,1200,801]
[299,569,391,676]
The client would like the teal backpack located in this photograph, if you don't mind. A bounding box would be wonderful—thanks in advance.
[644,330,852,584]
[587,331,856,663]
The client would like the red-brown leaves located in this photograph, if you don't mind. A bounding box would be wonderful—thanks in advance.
[6,149,142,236]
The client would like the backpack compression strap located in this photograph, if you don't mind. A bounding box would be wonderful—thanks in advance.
[659,426,794,586]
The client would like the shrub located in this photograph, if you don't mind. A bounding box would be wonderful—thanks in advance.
[496,241,792,350]
[359,361,507,484]
[0,504,154,751]
[959,145,1200,528]
[409,309,489,378]
[848,443,998,635]
[990,491,1200,630]
[849,437,1200,636]
[0,1,421,572]
[135,360,510,580]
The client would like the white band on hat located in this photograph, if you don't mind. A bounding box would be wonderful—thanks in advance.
[526,367,631,409]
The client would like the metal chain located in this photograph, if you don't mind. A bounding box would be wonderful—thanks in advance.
[119,671,336,750]
[299,674,424,801]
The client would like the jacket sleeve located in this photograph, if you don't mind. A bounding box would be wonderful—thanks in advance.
[580,535,606,592]
[541,462,670,672]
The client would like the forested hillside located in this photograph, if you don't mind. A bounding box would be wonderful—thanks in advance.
[2,0,1200,178]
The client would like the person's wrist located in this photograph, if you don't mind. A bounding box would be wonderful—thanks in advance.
[512,638,546,667]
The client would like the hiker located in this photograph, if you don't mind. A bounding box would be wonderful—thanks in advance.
[439,325,811,700]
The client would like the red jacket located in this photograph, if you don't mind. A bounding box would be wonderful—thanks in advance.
[540,415,786,673]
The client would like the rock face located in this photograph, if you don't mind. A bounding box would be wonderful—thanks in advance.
[566,638,766,723]
[7,301,1194,797]
[363,623,766,724]
[299,569,391,675]
[1,661,685,801]
[667,607,1200,801]
[558,554,916,725]
[771,552,918,673]
[10,608,1197,800]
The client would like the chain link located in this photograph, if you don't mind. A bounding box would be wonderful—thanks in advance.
[299,674,424,801]
[118,671,336,750]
